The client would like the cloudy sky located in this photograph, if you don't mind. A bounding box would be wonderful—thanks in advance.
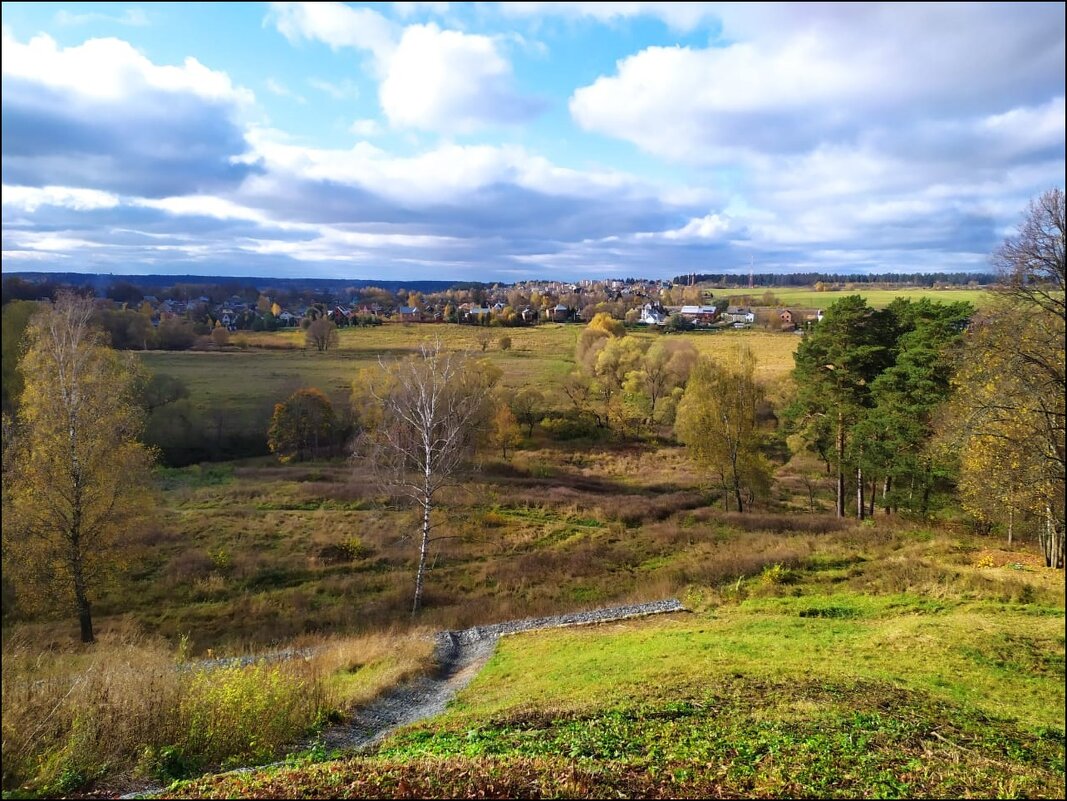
[2,2,1063,281]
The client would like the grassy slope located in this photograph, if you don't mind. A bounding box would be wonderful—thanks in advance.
[165,544,1065,799]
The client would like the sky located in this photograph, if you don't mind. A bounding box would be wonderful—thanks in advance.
[1,2,1064,282]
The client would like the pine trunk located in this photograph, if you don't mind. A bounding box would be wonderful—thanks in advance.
[856,464,865,521]
[836,413,846,517]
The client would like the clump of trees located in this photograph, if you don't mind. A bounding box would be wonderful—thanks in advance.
[268,388,340,462]
[941,188,1064,567]
[789,295,971,519]
[2,292,155,642]
[565,313,696,432]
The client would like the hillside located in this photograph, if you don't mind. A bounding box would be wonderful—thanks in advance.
[163,549,1065,798]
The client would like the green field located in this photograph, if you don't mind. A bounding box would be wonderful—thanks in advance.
[722,286,990,309]
[136,325,802,461]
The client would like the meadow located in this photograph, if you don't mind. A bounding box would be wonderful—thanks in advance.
[720,285,991,309]
[4,437,1064,795]
[163,530,1065,799]
[136,324,801,462]
[6,283,1061,798]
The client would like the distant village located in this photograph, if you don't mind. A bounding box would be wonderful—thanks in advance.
[6,276,830,350]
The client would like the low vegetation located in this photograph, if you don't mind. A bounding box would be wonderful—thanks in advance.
[162,542,1064,799]
[1,629,434,794]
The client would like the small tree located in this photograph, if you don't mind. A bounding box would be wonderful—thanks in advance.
[306,318,339,352]
[268,387,338,462]
[211,325,230,348]
[357,342,497,613]
[511,387,544,437]
[3,292,154,642]
[676,347,772,513]
[498,335,512,351]
[490,402,521,459]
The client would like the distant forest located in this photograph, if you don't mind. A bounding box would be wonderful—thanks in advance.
[2,270,999,305]
[0,272,483,306]
[671,272,997,287]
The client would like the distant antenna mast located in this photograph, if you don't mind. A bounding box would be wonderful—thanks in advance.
[748,256,754,289]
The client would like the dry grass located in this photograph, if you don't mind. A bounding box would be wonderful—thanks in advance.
[0,628,436,794]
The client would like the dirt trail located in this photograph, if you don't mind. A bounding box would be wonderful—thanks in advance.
[313,598,686,752]
[119,599,685,798]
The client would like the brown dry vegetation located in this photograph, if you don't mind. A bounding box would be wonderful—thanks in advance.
[0,628,434,794]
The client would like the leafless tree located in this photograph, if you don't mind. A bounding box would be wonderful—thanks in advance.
[305,318,339,352]
[994,187,1065,321]
[357,341,496,613]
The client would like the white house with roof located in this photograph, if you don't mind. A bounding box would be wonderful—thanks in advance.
[723,306,756,325]
[639,303,668,325]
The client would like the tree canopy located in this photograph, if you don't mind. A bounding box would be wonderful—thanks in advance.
[268,387,339,462]
[2,292,155,642]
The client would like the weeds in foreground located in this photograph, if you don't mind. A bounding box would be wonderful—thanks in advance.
[0,629,433,793]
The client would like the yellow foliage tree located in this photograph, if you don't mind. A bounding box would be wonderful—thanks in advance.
[944,303,1064,566]
[3,292,154,642]
[676,346,772,513]
[490,402,521,459]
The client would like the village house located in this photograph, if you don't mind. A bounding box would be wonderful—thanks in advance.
[679,305,720,325]
[639,303,668,325]
[723,306,756,326]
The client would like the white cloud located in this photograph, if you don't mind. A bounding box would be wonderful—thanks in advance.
[265,77,306,103]
[3,185,120,212]
[133,195,273,224]
[660,213,732,241]
[2,30,256,196]
[350,118,383,137]
[500,2,720,32]
[380,24,538,132]
[1,29,251,104]
[308,77,360,99]
[54,7,149,27]
[268,6,538,133]
[268,2,397,62]
[393,2,451,19]
[245,131,663,207]
[569,4,1065,164]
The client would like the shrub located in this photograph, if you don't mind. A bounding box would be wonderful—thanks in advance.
[539,415,599,441]
[317,537,370,565]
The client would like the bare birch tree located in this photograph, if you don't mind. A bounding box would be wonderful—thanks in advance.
[356,341,496,613]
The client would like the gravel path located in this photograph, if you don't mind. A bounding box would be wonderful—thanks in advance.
[121,598,685,798]
[316,597,687,752]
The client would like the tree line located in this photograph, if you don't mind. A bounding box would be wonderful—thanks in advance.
[675,271,998,287]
